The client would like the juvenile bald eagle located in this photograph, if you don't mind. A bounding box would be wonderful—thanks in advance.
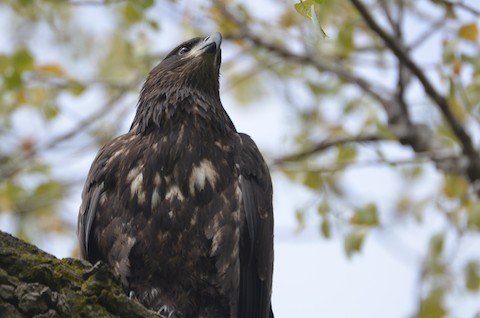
[78,33,274,318]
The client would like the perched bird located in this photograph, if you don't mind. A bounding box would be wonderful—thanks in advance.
[78,32,274,318]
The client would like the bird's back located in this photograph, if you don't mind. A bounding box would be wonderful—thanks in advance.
[79,110,243,316]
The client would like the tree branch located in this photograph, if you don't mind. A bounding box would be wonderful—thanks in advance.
[0,231,162,318]
[276,152,461,174]
[213,0,477,183]
[349,0,480,184]
[273,133,386,165]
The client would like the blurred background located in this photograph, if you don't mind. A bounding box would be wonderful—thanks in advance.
[1,0,480,317]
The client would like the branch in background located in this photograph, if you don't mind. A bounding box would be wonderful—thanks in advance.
[276,151,462,175]
[408,17,447,50]
[69,0,108,5]
[215,2,400,120]
[378,0,398,35]
[381,0,411,124]
[0,81,136,181]
[214,0,478,186]
[349,0,480,185]
[273,133,386,165]
[214,3,444,164]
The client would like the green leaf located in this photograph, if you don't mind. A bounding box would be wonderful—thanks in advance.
[0,54,10,73]
[467,204,480,230]
[303,171,322,190]
[294,0,316,19]
[43,104,59,120]
[419,288,447,318]
[350,203,379,226]
[317,201,329,216]
[465,261,480,292]
[447,77,466,122]
[320,218,331,239]
[295,208,306,231]
[0,181,28,212]
[4,71,23,90]
[33,180,64,199]
[138,0,154,10]
[68,80,86,96]
[429,232,444,259]
[123,3,142,24]
[344,230,366,258]
[294,0,328,38]
[337,145,357,163]
[148,19,160,30]
[338,22,354,55]
[12,48,34,72]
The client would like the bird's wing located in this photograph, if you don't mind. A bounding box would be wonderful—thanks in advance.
[236,133,274,318]
[77,144,109,261]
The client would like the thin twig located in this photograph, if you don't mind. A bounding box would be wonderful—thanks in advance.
[378,0,397,33]
[273,133,386,165]
[408,17,447,50]
[275,152,460,174]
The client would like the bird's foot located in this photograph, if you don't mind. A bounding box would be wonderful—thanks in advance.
[158,305,183,318]
[128,290,136,299]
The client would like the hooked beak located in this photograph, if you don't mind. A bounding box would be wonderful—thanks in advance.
[199,32,222,54]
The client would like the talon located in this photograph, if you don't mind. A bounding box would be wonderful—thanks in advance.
[157,305,182,318]
[168,311,183,318]
[158,305,169,314]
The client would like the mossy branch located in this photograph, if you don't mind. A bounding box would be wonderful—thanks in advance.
[0,230,162,318]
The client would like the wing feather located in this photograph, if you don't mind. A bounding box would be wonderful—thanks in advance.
[237,133,274,318]
[77,143,111,261]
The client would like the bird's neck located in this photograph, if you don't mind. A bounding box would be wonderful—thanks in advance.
[130,88,236,135]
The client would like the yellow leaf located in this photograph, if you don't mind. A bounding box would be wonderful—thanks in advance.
[442,174,468,199]
[279,11,297,28]
[452,60,462,75]
[36,64,64,76]
[32,87,47,105]
[15,91,27,105]
[458,23,478,42]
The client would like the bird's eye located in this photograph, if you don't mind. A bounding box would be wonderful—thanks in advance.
[178,47,190,55]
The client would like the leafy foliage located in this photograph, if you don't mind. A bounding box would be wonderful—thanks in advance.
[1,0,480,316]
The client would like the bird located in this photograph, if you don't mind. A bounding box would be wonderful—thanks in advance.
[77,32,274,318]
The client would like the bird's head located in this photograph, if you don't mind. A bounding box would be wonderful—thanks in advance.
[133,33,231,134]
[142,33,223,100]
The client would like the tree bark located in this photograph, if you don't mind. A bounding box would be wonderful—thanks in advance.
[0,230,161,318]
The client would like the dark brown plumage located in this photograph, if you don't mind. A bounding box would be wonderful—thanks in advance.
[78,32,274,318]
